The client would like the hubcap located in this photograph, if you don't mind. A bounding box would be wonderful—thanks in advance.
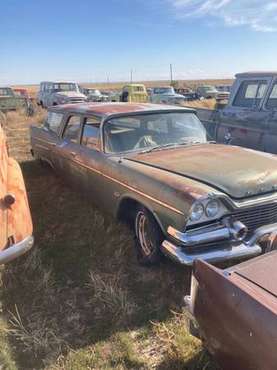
[136,211,155,256]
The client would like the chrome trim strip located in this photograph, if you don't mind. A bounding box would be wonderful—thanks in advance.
[162,222,277,265]
[246,223,277,247]
[168,224,231,246]
[0,235,34,264]
[224,193,277,209]
[33,137,53,145]
[161,240,262,266]
[71,159,184,216]
[35,143,50,151]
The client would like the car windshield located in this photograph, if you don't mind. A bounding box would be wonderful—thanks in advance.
[52,83,78,92]
[0,88,13,96]
[104,112,207,154]
[89,89,101,95]
[153,87,174,94]
[202,86,217,92]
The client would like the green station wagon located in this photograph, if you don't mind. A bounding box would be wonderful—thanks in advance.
[30,103,277,266]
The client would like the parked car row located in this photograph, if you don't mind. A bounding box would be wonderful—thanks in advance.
[34,80,232,111]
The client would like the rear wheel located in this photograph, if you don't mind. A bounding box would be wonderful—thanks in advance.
[134,206,163,266]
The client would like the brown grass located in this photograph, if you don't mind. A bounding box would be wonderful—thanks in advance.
[0,106,219,369]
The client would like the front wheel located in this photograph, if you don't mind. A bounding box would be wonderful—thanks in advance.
[134,206,164,266]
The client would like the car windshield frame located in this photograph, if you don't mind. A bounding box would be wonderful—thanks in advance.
[153,87,174,95]
[102,111,207,154]
[52,83,78,92]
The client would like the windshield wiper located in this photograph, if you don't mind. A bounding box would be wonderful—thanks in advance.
[138,140,215,154]
[138,143,177,154]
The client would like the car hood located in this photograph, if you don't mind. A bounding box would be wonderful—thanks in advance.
[127,144,277,199]
[55,91,86,99]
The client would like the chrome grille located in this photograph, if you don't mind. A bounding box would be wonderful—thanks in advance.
[232,202,277,236]
[69,98,85,103]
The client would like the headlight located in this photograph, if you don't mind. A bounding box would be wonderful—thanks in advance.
[190,202,204,222]
[205,200,220,218]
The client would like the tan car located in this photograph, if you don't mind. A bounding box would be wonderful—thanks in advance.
[0,125,33,264]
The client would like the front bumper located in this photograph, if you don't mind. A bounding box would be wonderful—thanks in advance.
[161,222,277,265]
[0,236,34,264]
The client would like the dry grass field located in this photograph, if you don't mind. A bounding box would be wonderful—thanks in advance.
[0,103,220,369]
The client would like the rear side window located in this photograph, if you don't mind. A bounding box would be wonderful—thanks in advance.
[81,116,100,151]
[266,83,277,109]
[46,111,63,134]
[233,80,267,108]
[63,115,82,143]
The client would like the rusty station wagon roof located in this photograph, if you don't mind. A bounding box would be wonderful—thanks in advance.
[51,102,195,117]
[236,71,277,78]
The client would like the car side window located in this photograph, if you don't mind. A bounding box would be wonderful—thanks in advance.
[63,115,82,143]
[266,83,277,110]
[233,80,267,108]
[81,116,101,151]
[45,111,64,134]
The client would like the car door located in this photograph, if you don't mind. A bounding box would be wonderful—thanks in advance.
[263,80,277,154]
[52,114,87,189]
[78,116,108,205]
[31,110,64,165]
[216,79,269,151]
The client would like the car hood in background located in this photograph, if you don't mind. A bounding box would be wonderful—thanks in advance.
[55,91,86,99]
[127,144,277,199]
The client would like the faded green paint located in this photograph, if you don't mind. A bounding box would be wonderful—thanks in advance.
[0,87,27,112]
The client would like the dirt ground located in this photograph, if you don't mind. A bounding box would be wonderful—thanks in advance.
[0,104,220,370]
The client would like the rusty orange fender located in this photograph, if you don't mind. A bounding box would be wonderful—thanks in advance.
[0,127,33,264]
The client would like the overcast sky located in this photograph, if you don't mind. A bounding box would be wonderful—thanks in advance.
[1,0,277,84]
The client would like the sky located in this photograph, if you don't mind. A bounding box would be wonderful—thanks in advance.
[1,0,277,84]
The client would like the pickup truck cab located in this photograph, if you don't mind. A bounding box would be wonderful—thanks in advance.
[120,84,148,103]
[150,87,186,105]
[197,72,277,153]
[37,81,87,108]
[0,87,28,113]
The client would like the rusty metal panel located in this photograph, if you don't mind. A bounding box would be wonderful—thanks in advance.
[0,127,8,249]
[0,126,33,250]
[233,251,277,297]
[7,158,33,244]
[131,144,277,199]
[193,258,277,370]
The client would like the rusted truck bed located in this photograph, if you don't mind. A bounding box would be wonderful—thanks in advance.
[187,252,277,370]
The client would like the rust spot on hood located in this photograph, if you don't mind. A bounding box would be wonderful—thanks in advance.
[129,144,277,199]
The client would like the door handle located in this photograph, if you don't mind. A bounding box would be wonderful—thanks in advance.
[224,132,233,144]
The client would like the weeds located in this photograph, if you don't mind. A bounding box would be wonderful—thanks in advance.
[88,272,138,326]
